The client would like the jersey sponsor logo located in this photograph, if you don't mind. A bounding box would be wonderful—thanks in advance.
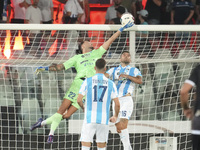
[84,62,94,66]
[80,60,88,64]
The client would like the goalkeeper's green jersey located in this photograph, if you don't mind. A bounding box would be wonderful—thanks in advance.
[63,46,106,80]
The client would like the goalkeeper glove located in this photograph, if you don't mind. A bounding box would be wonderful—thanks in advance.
[119,21,134,32]
[35,66,49,75]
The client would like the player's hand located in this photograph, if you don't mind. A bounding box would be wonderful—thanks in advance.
[119,21,134,32]
[109,116,117,123]
[35,66,49,75]
[123,20,134,29]
[119,74,128,79]
[183,108,192,119]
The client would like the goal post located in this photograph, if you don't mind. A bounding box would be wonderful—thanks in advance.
[0,24,199,150]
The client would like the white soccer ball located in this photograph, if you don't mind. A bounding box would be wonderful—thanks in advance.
[120,13,134,26]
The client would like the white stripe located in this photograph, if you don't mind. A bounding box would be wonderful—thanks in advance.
[91,76,97,123]
[101,77,106,124]
[191,130,200,135]
[185,79,195,87]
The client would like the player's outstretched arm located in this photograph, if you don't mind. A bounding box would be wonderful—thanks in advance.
[102,21,134,50]
[180,83,193,119]
[35,64,65,75]
[109,97,120,123]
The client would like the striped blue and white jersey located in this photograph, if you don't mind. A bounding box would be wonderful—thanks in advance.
[79,73,118,125]
[106,65,142,97]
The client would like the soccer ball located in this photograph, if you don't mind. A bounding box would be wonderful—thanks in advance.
[120,13,134,26]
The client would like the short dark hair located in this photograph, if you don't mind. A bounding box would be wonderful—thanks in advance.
[76,41,86,54]
[121,51,130,55]
[95,58,106,70]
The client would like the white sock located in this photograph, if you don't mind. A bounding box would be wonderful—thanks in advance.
[49,130,54,136]
[82,146,90,150]
[119,128,132,150]
[97,148,106,150]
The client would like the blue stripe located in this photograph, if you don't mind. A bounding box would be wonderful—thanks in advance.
[122,67,134,95]
[86,77,92,123]
[96,74,103,124]
[106,80,112,125]
[130,67,135,76]
[123,80,131,95]
[112,67,117,81]
[117,66,125,91]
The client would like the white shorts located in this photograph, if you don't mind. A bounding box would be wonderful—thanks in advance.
[80,122,109,143]
[112,96,133,123]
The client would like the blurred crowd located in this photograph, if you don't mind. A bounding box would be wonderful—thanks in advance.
[0,0,199,59]
[1,0,198,26]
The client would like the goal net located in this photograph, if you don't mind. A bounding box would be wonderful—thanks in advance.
[0,24,199,150]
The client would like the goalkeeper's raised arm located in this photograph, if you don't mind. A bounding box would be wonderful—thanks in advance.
[102,21,134,50]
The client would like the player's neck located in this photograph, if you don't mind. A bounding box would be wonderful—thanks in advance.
[96,71,104,74]
[121,63,129,67]
[82,49,91,54]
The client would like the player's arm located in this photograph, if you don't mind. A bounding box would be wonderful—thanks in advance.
[49,64,65,71]
[119,74,142,84]
[35,56,76,75]
[110,97,120,123]
[180,82,193,110]
[180,65,198,119]
[105,67,114,78]
[77,94,85,111]
[102,21,134,50]
[35,64,65,75]
[180,82,193,119]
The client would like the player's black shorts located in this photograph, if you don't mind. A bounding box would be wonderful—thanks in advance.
[192,134,200,150]
[192,115,200,150]
[192,115,200,131]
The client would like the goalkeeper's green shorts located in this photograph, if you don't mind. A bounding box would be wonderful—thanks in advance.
[64,78,84,109]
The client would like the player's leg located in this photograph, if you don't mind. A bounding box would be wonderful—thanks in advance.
[115,119,131,150]
[80,123,95,150]
[96,124,109,150]
[63,103,79,119]
[47,101,79,143]
[30,79,82,129]
[46,79,82,143]
[114,96,133,150]
[29,98,72,131]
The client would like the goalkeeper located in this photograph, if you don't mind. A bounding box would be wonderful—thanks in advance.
[30,21,134,144]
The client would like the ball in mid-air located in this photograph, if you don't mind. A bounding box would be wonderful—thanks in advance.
[120,13,134,26]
